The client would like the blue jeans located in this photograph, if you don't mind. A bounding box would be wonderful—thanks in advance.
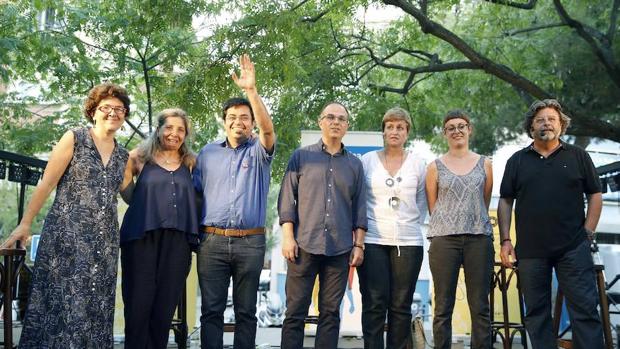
[429,234,494,349]
[519,239,604,349]
[197,233,266,349]
[357,244,423,349]
[281,249,350,349]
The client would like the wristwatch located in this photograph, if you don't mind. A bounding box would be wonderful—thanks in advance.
[354,242,365,251]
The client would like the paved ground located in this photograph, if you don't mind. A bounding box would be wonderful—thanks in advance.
[111,327,527,348]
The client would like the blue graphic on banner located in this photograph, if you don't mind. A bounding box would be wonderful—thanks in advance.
[345,146,381,157]
[30,234,40,261]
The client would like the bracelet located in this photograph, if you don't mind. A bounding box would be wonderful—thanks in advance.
[501,238,512,245]
[353,243,365,251]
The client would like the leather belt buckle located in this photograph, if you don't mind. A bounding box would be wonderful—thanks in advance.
[224,229,242,237]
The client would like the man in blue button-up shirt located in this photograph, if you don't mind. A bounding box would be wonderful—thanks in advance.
[278,102,367,349]
[193,54,275,349]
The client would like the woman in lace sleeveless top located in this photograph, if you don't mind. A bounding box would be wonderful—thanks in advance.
[425,110,494,349]
[2,83,132,348]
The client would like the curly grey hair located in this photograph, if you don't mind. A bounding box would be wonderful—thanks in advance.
[523,99,571,138]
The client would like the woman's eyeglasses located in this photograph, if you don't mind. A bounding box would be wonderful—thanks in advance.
[97,105,127,115]
[444,123,469,133]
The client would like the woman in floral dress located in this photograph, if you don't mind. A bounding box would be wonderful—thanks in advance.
[2,83,132,348]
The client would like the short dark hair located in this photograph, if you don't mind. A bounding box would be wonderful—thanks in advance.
[83,83,130,123]
[443,109,471,127]
[319,101,350,119]
[222,97,254,121]
[522,99,571,138]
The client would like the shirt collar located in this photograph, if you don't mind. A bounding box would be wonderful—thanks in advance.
[525,140,565,153]
[318,138,346,156]
[219,135,255,149]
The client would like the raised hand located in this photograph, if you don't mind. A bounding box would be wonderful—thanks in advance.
[232,54,256,91]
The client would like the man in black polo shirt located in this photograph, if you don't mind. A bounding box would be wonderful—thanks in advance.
[497,99,604,348]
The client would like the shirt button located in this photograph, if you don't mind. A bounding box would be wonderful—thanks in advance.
[540,156,543,159]
[328,184,332,187]
[230,190,234,193]
[326,213,329,217]
[170,172,173,175]
[327,199,331,202]
[324,228,328,232]
[172,193,176,196]
[173,205,177,208]
[329,168,333,172]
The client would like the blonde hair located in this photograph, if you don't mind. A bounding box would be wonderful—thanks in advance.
[137,108,196,169]
[382,107,412,132]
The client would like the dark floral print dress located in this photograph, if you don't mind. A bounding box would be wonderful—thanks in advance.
[19,127,128,349]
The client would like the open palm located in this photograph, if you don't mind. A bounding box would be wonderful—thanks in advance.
[232,54,256,90]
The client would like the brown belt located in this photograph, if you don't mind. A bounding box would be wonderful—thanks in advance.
[203,226,265,237]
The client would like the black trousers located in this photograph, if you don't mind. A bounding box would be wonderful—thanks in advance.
[519,239,604,349]
[281,248,350,349]
[121,229,191,349]
[357,244,424,349]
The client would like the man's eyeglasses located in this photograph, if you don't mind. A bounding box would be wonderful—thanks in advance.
[98,105,127,115]
[444,123,469,133]
[321,114,348,123]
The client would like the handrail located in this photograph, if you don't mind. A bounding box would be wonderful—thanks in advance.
[0,248,27,349]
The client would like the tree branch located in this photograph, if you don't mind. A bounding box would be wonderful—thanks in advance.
[483,0,537,9]
[383,0,552,99]
[290,0,312,12]
[503,22,566,36]
[608,0,620,43]
[48,30,141,64]
[124,118,145,139]
[553,0,620,89]
[302,10,329,23]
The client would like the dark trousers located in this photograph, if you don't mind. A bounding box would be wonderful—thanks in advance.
[519,239,604,349]
[281,248,350,349]
[429,235,494,349]
[121,229,191,349]
[357,244,423,349]
[197,233,266,349]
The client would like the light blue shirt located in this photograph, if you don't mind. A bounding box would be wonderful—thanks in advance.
[193,136,273,229]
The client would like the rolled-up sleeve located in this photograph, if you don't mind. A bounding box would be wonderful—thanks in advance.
[278,150,299,225]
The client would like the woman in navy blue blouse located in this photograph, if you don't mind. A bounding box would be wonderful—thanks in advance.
[119,108,199,349]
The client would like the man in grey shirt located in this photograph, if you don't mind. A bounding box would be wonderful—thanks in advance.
[278,101,367,349]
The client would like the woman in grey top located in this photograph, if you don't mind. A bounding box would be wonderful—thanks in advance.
[425,110,494,349]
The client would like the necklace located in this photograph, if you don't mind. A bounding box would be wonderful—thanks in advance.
[381,150,405,179]
[160,152,180,165]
